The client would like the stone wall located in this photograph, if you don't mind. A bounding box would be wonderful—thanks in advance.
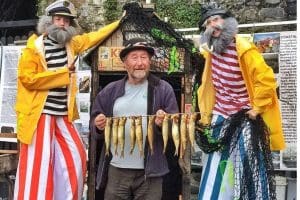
[37,0,296,32]
[37,0,106,31]
[77,2,105,31]
[201,0,296,32]
[210,0,296,23]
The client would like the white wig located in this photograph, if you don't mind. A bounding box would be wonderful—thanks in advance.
[36,15,80,35]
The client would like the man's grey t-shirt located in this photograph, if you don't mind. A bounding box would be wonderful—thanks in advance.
[111,80,148,169]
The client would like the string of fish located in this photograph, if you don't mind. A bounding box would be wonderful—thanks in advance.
[104,112,200,158]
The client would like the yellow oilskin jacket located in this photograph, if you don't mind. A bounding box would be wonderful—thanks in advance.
[15,21,120,144]
[197,35,285,150]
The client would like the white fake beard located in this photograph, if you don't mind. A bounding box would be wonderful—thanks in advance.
[46,24,77,45]
[200,17,238,54]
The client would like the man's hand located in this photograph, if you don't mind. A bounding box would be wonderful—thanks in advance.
[68,62,76,73]
[68,64,75,73]
[68,56,78,73]
[246,109,259,120]
[94,114,106,130]
[155,109,166,127]
[122,10,126,18]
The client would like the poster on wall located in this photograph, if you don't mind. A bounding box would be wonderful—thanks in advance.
[277,31,297,170]
[253,32,280,54]
[0,46,23,134]
[74,58,92,149]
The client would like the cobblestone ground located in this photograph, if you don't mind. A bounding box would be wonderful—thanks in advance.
[190,171,201,200]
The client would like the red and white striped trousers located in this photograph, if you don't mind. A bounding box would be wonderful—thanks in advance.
[14,114,87,200]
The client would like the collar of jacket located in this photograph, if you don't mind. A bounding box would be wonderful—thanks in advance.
[235,35,258,56]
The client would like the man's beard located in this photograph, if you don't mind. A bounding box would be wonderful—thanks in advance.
[200,17,238,54]
[132,70,148,80]
[46,24,77,45]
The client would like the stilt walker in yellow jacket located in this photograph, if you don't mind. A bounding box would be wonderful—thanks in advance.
[196,3,285,200]
[14,1,119,199]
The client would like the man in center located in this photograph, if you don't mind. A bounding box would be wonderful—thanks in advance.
[91,38,179,200]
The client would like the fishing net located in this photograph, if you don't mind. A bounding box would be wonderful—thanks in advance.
[120,3,204,109]
[195,109,277,200]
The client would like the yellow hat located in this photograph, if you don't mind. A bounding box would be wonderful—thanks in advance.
[46,0,77,18]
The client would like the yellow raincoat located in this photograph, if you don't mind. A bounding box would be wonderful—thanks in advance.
[197,35,285,150]
[15,21,120,144]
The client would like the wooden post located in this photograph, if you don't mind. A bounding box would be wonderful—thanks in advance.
[181,75,192,200]
[87,50,100,200]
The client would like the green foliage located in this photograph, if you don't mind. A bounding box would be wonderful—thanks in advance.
[103,0,121,24]
[102,0,201,28]
[153,0,201,28]
[151,28,177,45]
